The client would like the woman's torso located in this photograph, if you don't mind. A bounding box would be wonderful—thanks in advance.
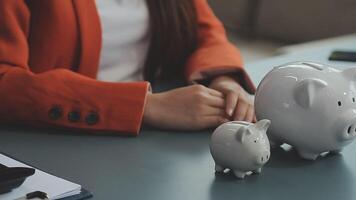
[96,0,150,82]
[23,0,150,81]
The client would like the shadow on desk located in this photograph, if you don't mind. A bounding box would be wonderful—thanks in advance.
[267,145,327,168]
[209,146,355,200]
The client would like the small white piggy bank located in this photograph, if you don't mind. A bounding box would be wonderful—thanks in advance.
[255,62,356,160]
[210,120,271,179]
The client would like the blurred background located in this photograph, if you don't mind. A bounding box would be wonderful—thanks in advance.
[208,0,356,62]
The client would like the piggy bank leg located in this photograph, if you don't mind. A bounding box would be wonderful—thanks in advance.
[298,150,318,160]
[233,170,246,179]
[253,168,262,174]
[269,137,283,148]
[330,149,343,154]
[215,164,225,173]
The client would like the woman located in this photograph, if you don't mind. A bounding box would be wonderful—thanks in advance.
[0,0,255,135]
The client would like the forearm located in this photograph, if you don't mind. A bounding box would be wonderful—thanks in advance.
[0,65,150,134]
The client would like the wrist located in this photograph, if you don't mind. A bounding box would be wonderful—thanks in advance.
[143,93,160,125]
[143,93,153,123]
[209,75,240,89]
[211,75,236,84]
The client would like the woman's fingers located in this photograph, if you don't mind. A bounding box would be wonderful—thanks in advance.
[205,94,225,108]
[253,115,257,123]
[202,116,229,128]
[234,99,249,121]
[245,105,255,122]
[206,87,224,98]
[194,85,257,125]
[203,106,226,116]
[225,91,238,117]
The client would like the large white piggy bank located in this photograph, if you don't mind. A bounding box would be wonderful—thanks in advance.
[255,62,356,160]
[210,120,271,179]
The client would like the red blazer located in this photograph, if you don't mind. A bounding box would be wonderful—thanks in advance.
[0,0,255,135]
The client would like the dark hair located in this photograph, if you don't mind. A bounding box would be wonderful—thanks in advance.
[144,0,198,83]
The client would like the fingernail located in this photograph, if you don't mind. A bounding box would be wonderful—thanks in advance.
[227,109,233,116]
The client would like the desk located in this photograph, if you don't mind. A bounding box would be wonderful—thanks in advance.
[1,37,356,200]
[245,34,356,86]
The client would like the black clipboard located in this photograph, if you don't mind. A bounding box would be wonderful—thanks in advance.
[0,152,93,200]
[59,189,93,200]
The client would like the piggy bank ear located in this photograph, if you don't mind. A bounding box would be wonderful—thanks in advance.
[236,127,251,143]
[294,78,327,108]
[255,119,271,131]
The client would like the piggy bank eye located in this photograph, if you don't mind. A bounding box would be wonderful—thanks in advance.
[254,140,257,143]
[338,101,342,106]
[353,98,355,103]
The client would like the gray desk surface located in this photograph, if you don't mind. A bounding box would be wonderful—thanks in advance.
[1,37,356,200]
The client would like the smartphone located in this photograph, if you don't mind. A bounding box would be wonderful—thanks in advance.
[329,50,356,62]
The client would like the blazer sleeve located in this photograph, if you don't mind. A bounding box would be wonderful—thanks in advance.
[185,0,256,94]
[0,1,149,135]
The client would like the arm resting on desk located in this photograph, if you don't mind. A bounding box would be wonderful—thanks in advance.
[0,67,149,135]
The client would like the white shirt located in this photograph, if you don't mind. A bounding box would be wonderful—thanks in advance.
[96,0,150,82]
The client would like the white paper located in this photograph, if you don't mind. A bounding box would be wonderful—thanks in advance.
[0,154,81,200]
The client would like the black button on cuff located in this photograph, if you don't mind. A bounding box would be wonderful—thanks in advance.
[48,106,63,120]
[68,111,81,122]
[85,112,99,125]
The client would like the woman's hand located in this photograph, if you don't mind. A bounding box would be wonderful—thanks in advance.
[143,85,229,130]
[209,75,256,122]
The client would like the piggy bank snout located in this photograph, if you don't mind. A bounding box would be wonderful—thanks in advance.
[255,150,270,165]
[339,112,356,141]
[343,123,356,140]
